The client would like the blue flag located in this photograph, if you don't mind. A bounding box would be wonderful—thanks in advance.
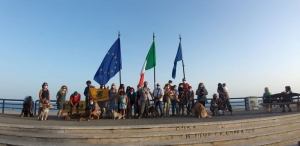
[172,43,182,79]
[94,38,122,85]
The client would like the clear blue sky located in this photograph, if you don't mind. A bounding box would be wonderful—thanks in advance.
[1,0,299,100]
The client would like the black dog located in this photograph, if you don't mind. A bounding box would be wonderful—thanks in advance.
[20,96,34,117]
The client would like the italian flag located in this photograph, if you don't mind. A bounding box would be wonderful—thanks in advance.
[139,41,156,87]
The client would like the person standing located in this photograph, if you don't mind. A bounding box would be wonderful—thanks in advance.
[98,84,108,118]
[38,82,50,120]
[217,83,233,115]
[171,85,179,116]
[163,84,173,116]
[178,83,187,116]
[84,80,93,110]
[127,87,136,119]
[56,85,68,119]
[223,83,229,98]
[126,86,131,94]
[196,83,208,107]
[135,85,141,118]
[153,83,164,118]
[108,83,117,111]
[168,80,174,90]
[69,91,81,115]
[118,84,125,113]
[182,78,190,92]
[138,81,152,119]
[119,91,128,119]
[186,86,194,115]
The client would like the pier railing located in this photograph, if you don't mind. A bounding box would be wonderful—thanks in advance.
[1,96,299,115]
[0,99,24,114]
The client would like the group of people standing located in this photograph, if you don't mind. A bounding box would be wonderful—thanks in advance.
[36,78,234,120]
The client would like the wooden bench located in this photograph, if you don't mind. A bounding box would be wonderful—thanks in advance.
[261,93,300,112]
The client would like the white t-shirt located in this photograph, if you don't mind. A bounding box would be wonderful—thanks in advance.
[153,88,164,101]
[223,87,229,93]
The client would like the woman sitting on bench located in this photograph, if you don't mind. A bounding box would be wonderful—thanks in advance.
[262,87,273,111]
[281,86,293,112]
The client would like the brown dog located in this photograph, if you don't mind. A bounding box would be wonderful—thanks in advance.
[148,106,159,118]
[63,115,71,120]
[77,112,91,122]
[194,101,211,118]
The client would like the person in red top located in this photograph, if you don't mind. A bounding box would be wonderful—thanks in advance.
[182,78,190,92]
[70,91,81,114]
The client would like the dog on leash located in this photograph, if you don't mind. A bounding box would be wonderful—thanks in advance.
[77,112,91,122]
[194,101,211,118]
[40,100,54,121]
[212,103,219,116]
[148,106,159,118]
[111,110,123,120]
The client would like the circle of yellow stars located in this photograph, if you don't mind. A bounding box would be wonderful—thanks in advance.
[99,51,119,75]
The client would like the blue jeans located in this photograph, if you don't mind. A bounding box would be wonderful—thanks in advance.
[155,101,163,117]
[171,100,179,115]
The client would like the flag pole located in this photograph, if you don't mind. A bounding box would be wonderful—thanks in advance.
[180,34,186,79]
[153,32,156,89]
[118,30,122,85]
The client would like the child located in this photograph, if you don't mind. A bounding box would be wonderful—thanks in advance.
[119,91,128,119]
[223,83,229,98]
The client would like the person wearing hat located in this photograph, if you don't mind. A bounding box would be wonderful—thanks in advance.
[153,83,164,118]
[69,91,81,114]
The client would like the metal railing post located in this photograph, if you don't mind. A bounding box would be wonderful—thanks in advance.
[34,100,39,116]
[2,100,4,114]
[244,98,247,111]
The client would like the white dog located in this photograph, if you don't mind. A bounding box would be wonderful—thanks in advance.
[40,101,53,121]
[111,110,123,120]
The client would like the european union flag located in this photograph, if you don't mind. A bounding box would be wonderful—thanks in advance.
[172,42,182,79]
[94,38,122,85]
